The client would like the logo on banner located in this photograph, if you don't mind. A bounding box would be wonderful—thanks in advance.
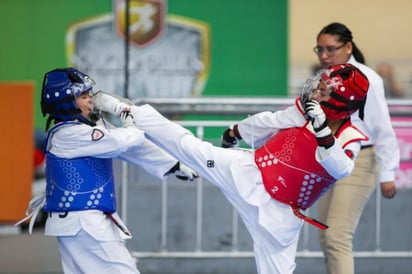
[66,0,210,99]
[115,0,165,48]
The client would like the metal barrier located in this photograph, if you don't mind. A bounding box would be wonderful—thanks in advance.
[117,97,412,260]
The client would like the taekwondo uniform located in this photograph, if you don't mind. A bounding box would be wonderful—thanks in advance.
[126,97,367,274]
[44,120,179,274]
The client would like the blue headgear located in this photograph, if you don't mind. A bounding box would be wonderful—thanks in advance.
[41,68,96,129]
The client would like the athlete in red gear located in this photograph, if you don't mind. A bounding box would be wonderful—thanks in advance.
[94,63,369,274]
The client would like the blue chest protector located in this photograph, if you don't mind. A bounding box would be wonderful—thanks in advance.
[43,122,116,213]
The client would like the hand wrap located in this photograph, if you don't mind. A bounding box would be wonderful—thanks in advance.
[93,91,130,115]
[304,100,335,148]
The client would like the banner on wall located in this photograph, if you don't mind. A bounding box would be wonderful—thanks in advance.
[66,0,210,99]
[392,116,412,188]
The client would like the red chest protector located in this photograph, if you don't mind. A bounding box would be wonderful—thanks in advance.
[255,126,336,210]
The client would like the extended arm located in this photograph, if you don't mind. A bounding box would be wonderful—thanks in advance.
[222,99,307,148]
[120,138,198,180]
[93,91,198,181]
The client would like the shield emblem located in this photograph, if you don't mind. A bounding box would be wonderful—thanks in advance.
[115,0,165,48]
[66,2,210,99]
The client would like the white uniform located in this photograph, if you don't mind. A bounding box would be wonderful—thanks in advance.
[45,121,179,274]
[128,100,361,274]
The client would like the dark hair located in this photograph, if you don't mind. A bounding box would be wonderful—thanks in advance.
[317,22,366,64]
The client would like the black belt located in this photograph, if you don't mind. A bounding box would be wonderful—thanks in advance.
[361,145,373,150]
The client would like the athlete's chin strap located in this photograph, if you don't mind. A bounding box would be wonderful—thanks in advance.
[291,205,328,230]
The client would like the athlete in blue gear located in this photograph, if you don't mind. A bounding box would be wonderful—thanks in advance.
[18,67,198,274]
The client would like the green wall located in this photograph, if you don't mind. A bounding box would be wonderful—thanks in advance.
[0,0,288,131]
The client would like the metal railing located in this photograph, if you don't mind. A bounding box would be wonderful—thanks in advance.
[132,97,412,117]
[117,97,412,260]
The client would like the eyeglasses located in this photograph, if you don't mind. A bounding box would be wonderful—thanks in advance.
[313,44,345,55]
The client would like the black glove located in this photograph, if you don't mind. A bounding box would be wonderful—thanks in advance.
[221,128,239,148]
[304,100,335,148]
[166,162,199,181]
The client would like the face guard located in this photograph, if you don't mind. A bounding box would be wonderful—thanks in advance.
[300,64,369,120]
[300,69,325,106]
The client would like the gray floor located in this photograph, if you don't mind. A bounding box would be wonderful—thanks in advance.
[1,229,411,274]
[0,229,61,274]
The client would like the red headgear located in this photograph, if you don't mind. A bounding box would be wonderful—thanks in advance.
[320,64,369,120]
